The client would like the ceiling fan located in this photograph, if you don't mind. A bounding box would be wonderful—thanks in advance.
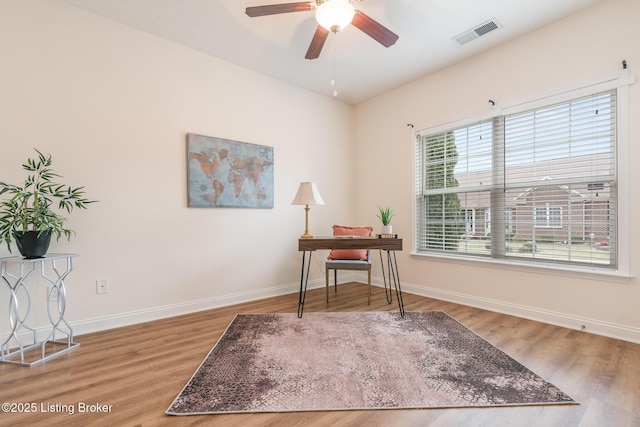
[245,0,399,60]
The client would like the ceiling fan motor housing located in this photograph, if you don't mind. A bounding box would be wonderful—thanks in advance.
[315,0,356,32]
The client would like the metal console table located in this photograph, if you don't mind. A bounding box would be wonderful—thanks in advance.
[1,253,79,366]
[297,237,404,318]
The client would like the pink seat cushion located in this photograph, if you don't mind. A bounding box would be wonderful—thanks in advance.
[328,225,373,260]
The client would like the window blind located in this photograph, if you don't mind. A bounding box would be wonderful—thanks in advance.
[501,90,617,266]
[415,89,617,269]
[416,120,494,255]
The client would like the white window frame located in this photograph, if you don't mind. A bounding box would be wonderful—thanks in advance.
[534,204,562,229]
[412,72,634,281]
[484,210,491,236]
[462,208,475,234]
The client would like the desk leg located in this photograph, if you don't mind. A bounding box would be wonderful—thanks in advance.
[379,250,393,304]
[379,250,405,317]
[298,251,313,318]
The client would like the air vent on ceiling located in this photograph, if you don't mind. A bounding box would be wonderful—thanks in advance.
[453,19,502,46]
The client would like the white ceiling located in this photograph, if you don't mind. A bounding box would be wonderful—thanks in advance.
[59,0,603,105]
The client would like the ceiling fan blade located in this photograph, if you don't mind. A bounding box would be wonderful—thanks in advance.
[352,11,399,47]
[246,2,315,17]
[305,25,329,59]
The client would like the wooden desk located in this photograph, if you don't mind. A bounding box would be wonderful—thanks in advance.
[297,237,404,318]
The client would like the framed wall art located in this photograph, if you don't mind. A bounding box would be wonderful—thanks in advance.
[187,133,274,208]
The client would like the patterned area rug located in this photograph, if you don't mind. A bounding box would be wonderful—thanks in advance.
[167,311,576,415]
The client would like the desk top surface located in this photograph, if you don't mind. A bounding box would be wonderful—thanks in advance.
[298,237,402,251]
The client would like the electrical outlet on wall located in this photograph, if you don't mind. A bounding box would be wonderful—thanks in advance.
[96,279,109,294]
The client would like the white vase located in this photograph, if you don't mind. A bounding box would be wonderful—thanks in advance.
[382,225,393,235]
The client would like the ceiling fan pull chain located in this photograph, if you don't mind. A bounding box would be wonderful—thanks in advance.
[331,33,338,97]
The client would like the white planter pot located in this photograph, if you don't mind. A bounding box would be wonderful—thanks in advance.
[382,225,393,235]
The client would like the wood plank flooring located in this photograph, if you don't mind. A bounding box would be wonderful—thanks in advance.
[1,283,639,426]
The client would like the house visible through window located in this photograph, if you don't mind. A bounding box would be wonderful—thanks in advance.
[415,88,617,269]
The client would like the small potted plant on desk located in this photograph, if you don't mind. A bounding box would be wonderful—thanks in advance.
[377,206,395,236]
[0,149,95,258]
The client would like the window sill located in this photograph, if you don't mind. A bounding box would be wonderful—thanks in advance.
[409,251,633,284]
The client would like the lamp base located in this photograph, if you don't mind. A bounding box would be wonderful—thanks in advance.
[300,204,314,239]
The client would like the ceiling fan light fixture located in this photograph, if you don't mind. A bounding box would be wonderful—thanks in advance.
[315,0,355,33]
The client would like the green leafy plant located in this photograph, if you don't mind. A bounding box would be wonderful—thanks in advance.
[0,149,95,252]
[376,206,395,226]
[518,242,537,253]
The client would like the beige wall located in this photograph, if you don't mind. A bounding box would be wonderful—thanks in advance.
[0,0,354,333]
[1,0,638,343]
[354,0,640,341]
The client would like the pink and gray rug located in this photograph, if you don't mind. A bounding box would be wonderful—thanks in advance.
[166,311,575,415]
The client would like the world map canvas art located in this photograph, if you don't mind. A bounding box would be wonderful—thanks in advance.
[187,133,274,208]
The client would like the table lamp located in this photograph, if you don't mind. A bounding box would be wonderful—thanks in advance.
[292,182,324,238]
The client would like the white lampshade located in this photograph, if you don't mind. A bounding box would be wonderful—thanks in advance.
[315,0,355,32]
[292,182,325,206]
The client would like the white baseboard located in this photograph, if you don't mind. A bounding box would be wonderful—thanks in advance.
[10,273,636,345]
[3,279,332,342]
[71,280,320,336]
[365,273,640,344]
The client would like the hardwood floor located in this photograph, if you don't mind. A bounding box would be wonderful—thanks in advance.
[1,283,639,426]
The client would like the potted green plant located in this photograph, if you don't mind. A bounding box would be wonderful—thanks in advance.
[0,149,95,258]
[376,206,395,235]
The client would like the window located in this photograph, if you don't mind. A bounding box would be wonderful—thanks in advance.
[534,205,562,228]
[462,209,475,235]
[415,88,617,269]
